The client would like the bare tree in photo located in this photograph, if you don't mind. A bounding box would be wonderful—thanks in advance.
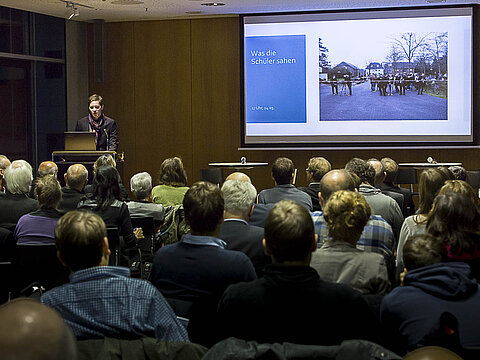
[391,32,431,72]
[385,44,405,73]
[428,32,448,76]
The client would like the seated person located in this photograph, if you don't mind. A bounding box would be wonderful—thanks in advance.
[379,157,414,217]
[381,234,480,355]
[84,154,129,200]
[310,190,390,295]
[219,179,270,277]
[58,164,88,214]
[15,176,63,245]
[77,165,136,248]
[0,155,11,193]
[0,298,78,360]
[151,181,256,301]
[257,157,313,211]
[41,210,189,342]
[127,171,165,225]
[29,161,58,198]
[217,200,379,345]
[0,160,38,231]
[152,157,189,206]
[299,156,331,212]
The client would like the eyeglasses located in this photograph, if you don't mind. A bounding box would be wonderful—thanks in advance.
[305,168,310,173]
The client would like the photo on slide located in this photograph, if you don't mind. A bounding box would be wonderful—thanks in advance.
[319,31,448,122]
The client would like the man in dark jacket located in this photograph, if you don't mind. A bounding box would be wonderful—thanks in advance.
[380,233,480,355]
[217,200,379,345]
[299,156,331,212]
[58,164,88,214]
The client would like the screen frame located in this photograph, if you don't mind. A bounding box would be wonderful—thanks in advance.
[240,4,479,149]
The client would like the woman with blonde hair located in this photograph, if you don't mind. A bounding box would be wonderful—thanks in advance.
[310,190,390,295]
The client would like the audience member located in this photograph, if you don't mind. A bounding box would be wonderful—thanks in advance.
[311,169,395,273]
[128,171,165,224]
[438,180,480,206]
[0,155,11,193]
[379,157,415,217]
[258,157,313,211]
[58,164,88,214]
[151,181,256,301]
[397,168,448,274]
[217,200,378,345]
[77,165,136,248]
[448,165,467,181]
[41,211,188,342]
[85,154,129,200]
[311,190,390,295]
[427,191,480,280]
[381,234,480,355]
[29,161,58,198]
[15,176,62,244]
[345,157,403,240]
[299,156,331,211]
[0,298,78,360]
[152,157,189,206]
[223,172,274,228]
[0,160,38,231]
[367,158,405,216]
[219,179,270,277]
[437,166,455,181]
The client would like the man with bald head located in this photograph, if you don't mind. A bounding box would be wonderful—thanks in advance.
[0,298,78,360]
[225,172,251,182]
[311,169,395,279]
[0,155,11,194]
[30,160,59,198]
[58,164,88,214]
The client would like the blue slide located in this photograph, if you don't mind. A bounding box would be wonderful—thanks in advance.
[245,35,306,123]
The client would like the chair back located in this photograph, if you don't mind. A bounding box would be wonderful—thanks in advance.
[15,243,69,294]
[106,228,120,266]
[466,171,480,195]
[396,168,418,193]
[131,217,155,256]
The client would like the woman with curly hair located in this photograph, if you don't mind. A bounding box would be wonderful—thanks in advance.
[152,157,189,206]
[310,190,390,295]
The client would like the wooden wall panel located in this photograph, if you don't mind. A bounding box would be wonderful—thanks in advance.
[133,20,192,184]
[88,17,480,195]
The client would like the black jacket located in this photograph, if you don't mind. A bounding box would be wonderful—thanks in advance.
[76,115,119,151]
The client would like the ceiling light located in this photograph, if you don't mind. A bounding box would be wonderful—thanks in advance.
[201,2,225,6]
[65,2,80,20]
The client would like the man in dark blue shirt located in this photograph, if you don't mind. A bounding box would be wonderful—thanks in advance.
[41,210,188,342]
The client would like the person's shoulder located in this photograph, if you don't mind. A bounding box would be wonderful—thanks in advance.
[103,116,117,124]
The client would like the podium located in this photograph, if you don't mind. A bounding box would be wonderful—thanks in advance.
[52,151,124,184]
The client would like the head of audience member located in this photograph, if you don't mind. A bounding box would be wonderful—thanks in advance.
[4,160,33,195]
[263,200,317,265]
[93,165,122,211]
[271,157,295,185]
[130,171,153,202]
[35,176,62,210]
[448,165,467,181]
[88,93,104,121]
[183,181,224,236]
[0,155,11,190]
[93,154,116,174]
[158,157,187,187]
[402,233,446,272]
[0,298,78,360]
[438,180,479,209]
[402,346,463,360]
[306,157,331,184]
[221,180,257,221]
[55,211,110,271]
[37,161,58,178]
[64,164,88,192]
[225,172,251,183]
[436,166,455,181]
[345,157,375,186]
[318,169,355,207]
[324,190,371,246]
[427,191,480,257]
[417,168,448,216]
[367,158,386,187]
[381,157,399,184]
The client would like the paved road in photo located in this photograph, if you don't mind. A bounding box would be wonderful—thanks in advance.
[320,81,447,121]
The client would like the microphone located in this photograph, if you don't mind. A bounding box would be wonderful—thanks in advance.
[240,157,247,165]
[426,156,438,164]
[103,128,109,150]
